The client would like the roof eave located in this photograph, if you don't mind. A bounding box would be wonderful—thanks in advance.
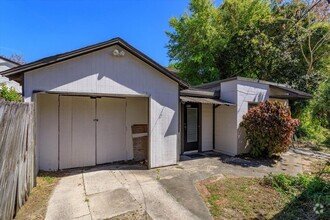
[0,56,21,66]
[1,38,189,89]
[270,94,313,100]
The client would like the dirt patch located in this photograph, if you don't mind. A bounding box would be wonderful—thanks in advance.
[196,174,225,199]
[199,177,288,219]
[14,171,66,220]
[109,209,152,220]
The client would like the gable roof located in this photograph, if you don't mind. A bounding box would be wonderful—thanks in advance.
[0,56,21,66]
[0,38,189,88]
[195,76,313,99]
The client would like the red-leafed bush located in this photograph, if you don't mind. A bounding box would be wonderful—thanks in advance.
[240,101,299,157]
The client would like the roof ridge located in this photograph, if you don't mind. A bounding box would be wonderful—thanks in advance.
[0,37,189,88]
[0,56,21,66]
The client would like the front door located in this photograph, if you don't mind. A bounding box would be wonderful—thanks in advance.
[184,103,200,152]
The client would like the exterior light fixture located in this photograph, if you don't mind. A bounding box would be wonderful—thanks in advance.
[112,49,125,57]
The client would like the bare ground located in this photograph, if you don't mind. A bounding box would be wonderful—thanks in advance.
[14,171,67,220]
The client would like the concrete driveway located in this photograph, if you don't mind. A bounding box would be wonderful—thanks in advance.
[45,150,304,220]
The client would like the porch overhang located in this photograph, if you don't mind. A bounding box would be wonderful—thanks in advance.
[180,96,235,106]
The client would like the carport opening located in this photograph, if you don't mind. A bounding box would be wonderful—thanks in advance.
[35,93,150,171]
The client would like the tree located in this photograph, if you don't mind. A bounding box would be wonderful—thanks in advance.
[266,0,330,93]
[168,0,330,145]
[167,0,329,90]
[167,0,219,85]
[0,84,22,102]
[167,0,274,85]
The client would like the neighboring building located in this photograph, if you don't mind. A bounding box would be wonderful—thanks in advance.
[0,38,312,171]
[184,77,311,156]
[0,56,22,93]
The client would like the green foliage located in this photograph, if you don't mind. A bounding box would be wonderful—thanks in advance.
[43,176,56,184]
[0,84,22,102]
[168,0,329,144]
[310,77,330,129]
[240,101,299,157]
[167,0,329,91]
[167,0,219,85]
[263,171,330,219]
[296,75,330,145]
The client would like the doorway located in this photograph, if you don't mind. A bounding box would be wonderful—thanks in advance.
[183,103,200,152]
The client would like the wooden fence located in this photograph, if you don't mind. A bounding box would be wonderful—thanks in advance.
[0,100,36,220]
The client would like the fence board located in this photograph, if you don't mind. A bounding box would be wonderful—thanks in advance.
[0,101,36,220]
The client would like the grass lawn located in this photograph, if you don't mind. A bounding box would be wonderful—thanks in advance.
[205,177,287,219]
[201,161,329,220]
[14,172,63,220]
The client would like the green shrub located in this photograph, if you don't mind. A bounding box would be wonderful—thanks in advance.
[0,84,22,102]
[296,77,330,145]
[263,172,330,219]
[240,101,299,157]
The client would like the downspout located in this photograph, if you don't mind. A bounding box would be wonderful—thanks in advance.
[213,104,215,149]
[213,104,220,150]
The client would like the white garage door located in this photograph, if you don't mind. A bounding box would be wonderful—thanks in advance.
[59,96,96,169]
[97,97,126,164]
[59,96,126,169]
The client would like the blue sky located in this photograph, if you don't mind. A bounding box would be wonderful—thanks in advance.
[0,0,194,66]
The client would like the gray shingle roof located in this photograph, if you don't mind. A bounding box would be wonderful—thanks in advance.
[0,38,189,88]
[194,76,312,99]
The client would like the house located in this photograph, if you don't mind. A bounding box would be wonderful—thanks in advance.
[0,38,312,170]
[0,56,22,93]
[180,77,312,156]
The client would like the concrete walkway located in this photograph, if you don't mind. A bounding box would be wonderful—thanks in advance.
[45,150,305,220]
[45,165,199,220]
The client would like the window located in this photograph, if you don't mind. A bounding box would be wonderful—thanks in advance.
[248,102,259,110]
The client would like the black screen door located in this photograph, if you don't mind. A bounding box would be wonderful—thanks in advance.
[184,103,200,152]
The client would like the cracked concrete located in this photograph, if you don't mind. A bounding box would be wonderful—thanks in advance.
[45,150,306,220]
[45,165,199,220]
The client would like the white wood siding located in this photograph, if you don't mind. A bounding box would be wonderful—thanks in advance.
[214,105,237,156]
[201,104,213,151]
[97,97,126,164]
[59,96,96,169]
[37,94,58,170]
[149,93,178,168]
[24,45,178,101]
[236,81,269,154]
[219,80,269,155]
[220,81,237,103]
[28,45,179,169]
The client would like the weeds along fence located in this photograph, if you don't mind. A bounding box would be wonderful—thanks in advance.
[0,100,36,220]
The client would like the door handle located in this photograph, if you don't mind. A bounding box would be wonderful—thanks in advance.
[93,119,99,122]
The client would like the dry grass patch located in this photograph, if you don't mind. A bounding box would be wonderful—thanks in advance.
[301,156,328,176]
[200,161,329,220]
[14,171,64,220]
[204,177,286,219]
